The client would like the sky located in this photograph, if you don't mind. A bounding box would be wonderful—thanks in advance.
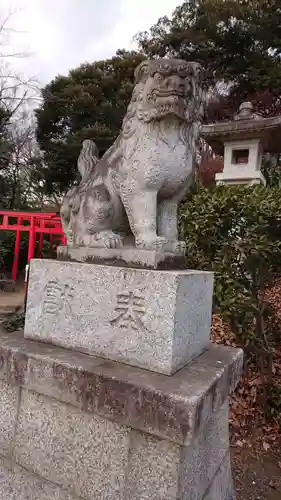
[1,0,181,86]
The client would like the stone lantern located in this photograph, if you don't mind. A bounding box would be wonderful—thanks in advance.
[201,101,281,186]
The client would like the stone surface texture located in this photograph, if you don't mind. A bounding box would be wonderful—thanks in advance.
[126,429,180,500]
[0,456,79,500]
[0,330,243,500]
[60,59,204,255]
[14,390,129,500]
[202,453,235,500]
[0,380,19,457]
[179,401,230,499]
[24,259,214,375]
[126,401,230,500]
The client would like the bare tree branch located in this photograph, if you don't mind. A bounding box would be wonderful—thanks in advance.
[0,6,44,209]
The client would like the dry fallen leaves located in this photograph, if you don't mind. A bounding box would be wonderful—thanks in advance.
[211,282,281,445]
[263,442,270,452]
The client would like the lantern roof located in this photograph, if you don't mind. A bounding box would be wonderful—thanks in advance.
[201,101,281,155]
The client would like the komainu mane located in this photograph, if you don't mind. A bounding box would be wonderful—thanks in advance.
[61,58,205,254]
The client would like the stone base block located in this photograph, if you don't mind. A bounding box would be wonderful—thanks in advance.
[24,259,213,375]
[57,244,187,270]
[0,330,243,500]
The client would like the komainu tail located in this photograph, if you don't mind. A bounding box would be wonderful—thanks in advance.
[60,140,99,241]
[77,139,99,182]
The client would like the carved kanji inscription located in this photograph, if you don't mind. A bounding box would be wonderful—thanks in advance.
[43,280,75,316]
[110,291,147,330]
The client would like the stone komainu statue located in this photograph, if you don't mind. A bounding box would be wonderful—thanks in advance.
[60,58,205,254]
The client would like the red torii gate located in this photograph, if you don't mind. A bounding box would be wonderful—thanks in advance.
[0,211,66,281]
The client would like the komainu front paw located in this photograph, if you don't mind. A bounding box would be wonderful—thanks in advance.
[89,231,123,249]
[136,235,167,252]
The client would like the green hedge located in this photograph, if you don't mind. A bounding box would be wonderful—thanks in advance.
[180,183,281,414]
[181,184,281,328]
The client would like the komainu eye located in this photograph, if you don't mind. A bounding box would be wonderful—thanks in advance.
[154,72,163,81]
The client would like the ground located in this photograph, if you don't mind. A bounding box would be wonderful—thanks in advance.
[0,280,24,318]
[232,438,281,499]
[0,284,280,498]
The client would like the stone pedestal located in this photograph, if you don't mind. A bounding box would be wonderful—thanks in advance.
[1,256,244,500]
[57,244,187,270]
[0,330,242,500]
[24,259,213,375]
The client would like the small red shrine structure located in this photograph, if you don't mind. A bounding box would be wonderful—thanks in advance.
[0,211,66,280]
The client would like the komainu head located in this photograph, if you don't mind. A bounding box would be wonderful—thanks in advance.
[125,58,204,126]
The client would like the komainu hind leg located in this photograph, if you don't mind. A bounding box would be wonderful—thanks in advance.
[157,198,186,255]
